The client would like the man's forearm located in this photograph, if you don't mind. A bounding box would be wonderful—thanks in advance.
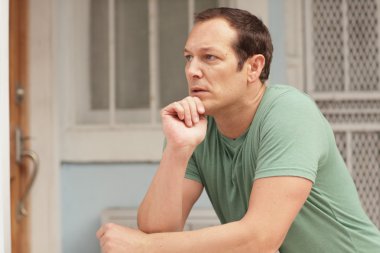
[146,219,278,253]
[138,145,193,233]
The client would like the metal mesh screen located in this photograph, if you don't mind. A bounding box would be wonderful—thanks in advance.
[334,132,347,163]
[316,100,380,124]
[311,0,380,92]
[351,132,380,227]
[309,0,380,228]
[347,0,380,91]
[333,130,380,228]
[312,0,344,92]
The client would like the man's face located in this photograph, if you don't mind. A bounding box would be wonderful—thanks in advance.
[184,18,249,115]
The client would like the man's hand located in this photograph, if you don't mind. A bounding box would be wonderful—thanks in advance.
[97,223,149,253]
[161,96,207,150]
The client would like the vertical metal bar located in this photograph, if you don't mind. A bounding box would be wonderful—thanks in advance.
[109,0,116,125]
[188,0,195,32]
[0,0,11,251]
[149,0,160,124]
[342,0,350,92]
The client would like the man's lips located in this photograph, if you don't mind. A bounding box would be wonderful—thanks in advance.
[190,86,209,94]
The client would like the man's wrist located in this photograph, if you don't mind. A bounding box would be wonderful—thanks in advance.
[164,143,196,159]
[143,233,154,253]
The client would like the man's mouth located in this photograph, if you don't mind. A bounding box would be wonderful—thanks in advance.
[190,87,209,94]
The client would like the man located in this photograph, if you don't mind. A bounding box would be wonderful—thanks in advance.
[97,7,380,253]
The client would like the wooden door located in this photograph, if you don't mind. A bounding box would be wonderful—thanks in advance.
[10,0,33,252]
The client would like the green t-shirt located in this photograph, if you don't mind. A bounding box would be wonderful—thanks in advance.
[185,84,380,253]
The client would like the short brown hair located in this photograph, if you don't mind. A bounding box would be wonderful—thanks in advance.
[195,7,273,82]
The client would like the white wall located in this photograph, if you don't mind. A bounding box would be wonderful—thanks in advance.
[0,0,11,252]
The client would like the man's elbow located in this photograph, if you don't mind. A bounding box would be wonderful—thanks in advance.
[137,220,183,234]
[137,210,183,233]
[239,221,283,253]
[250,233,282,253]
[242,235,281,253]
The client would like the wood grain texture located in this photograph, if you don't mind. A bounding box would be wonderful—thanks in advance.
[10,0,30,252]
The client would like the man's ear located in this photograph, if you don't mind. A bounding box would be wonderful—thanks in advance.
[247,54,265,83]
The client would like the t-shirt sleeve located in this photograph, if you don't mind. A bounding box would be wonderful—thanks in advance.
[255,92,328,183]
[185,153,203,184]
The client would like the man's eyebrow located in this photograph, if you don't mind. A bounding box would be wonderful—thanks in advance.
[184,47,222,54]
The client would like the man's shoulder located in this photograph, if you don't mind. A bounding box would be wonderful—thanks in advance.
[264,84,317,111]
[265,84,309,100]
[257,84,325,134]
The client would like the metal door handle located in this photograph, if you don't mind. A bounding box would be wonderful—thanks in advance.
[15,127,40,221]
[17,149,39,220]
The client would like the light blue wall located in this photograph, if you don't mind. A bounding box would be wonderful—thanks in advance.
[60,2,287,253]
[61,163,212,253]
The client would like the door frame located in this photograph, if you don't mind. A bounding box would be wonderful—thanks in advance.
[29,0,61,252]
[0,0,11,252]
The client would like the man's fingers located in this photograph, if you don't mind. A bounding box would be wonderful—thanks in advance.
[179,100,192,127]
[193,96,205,115]
[96,226,104,239]
[97,224,115,250]
[162,96,205,127]
[99,235,106,249]
[172,102,185,120]
[186,97,199,124]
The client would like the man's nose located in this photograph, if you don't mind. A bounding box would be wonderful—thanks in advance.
[186,59,203,79]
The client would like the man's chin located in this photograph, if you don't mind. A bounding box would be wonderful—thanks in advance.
[195,99,215,116]
[202,106,214,117]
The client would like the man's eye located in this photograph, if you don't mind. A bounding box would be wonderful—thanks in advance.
[205,55,217,61]
[184,55,193,62]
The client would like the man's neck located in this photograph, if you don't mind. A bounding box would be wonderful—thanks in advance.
[214,83,266,139]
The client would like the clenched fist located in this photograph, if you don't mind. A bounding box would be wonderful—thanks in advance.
[161,96,207,151]
[97,223,149,253]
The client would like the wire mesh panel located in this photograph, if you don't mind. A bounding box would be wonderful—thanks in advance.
[316,99,380,124]
[312,0,344,92]
[307,0,380,229]
[311,0,380,92]
[333,132,347,163]
[347,0,380,91]
[351,132,380,227]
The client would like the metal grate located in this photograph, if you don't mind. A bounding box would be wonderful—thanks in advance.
[312,0,344,92]
[334,132,347,163]
[351,132,380,227]
[316,100,380,111]
[311,0,380,92]
[347,0,380,91]
[308,0,380,228]
[316,100,380,124]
